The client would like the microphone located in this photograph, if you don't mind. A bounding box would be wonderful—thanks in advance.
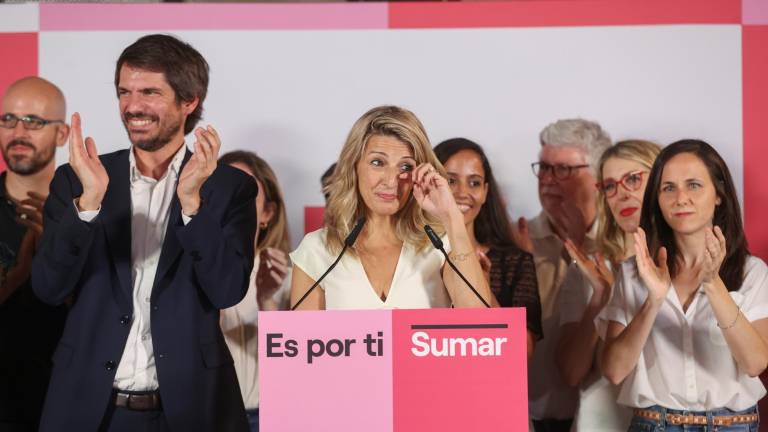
[424,224,491,308]
[291,217,366,310]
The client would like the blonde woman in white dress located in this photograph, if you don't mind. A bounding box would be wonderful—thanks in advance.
[290,105,495,310]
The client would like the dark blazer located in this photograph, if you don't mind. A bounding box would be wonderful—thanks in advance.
[32,149,257,432]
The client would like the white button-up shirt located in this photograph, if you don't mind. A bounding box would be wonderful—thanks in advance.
[77,144,187,391]
[601,255,768,411]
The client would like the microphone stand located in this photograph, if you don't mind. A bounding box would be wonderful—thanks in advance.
[424,224,491,308]
[291,217,366,310]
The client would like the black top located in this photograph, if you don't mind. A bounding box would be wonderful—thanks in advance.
[487,245,543,340]
[0,171,67,427]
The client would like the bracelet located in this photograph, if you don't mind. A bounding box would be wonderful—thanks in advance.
[716,304,741,330]
[449,251,473,262]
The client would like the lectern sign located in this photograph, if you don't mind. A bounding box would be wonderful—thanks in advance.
[259,308,527,431]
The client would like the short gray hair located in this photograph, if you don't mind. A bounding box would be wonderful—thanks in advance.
[539,118,612,173]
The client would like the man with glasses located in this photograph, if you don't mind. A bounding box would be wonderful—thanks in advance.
[521,118,611,432]
[0,76,69,431]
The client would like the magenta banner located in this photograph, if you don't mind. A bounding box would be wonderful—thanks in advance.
[259,308,527,431]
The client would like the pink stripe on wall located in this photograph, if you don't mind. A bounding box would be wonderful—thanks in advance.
[39,3,387,31]
[743,0,768,25]
[390,0,740,29]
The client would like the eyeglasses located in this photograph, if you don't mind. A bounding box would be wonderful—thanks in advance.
[531,162,590,180]
[0,113,65,131]
[596,170,648,198]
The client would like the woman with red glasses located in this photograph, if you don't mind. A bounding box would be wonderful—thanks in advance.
[556,140,660,431]
[602,139,768,431]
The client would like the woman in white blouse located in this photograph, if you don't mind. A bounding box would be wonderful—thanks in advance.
[556,140,660,431]
[289,105,494,310]
[219,151,292,432]
[601,139,768,431]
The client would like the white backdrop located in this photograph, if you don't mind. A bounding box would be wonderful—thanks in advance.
[39,25,742,247]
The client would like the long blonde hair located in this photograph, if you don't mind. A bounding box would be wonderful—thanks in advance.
[596,140,661,264]
[323,105,444,254]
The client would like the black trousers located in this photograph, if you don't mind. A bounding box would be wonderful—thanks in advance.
[98,404,170,432]
[532,418,574,432]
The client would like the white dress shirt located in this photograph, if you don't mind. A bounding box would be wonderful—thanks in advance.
[77,144,187,391]
[600,255,768,411]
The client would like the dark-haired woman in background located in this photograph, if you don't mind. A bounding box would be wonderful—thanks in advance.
[434,138,542,358]
[601,140,768,431]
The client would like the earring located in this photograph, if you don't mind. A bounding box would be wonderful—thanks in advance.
[259,221,268,229]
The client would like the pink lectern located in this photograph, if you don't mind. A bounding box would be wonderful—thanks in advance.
[259,307,528,431]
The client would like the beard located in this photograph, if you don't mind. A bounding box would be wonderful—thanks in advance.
[0,139,55,175]
[123,111,183,152]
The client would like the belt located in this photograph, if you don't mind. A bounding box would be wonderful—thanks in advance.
[112,390,162,411]
[634,409,758,427]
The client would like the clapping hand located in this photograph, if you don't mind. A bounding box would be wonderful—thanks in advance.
[177,126,221,216]
[512,217,534,254]
[256,248,289,310]
[633,227,671,304]
[552,199,588,248]
[564,238,614,309]
[68,113,108,211]
[15,191,45,237]
[697,226,726,285]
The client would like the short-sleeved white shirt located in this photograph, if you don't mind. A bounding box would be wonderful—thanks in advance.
[290,228,451,310]
[600,255,768,411]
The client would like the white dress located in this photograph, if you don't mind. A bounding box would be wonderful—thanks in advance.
[600,255,768,411]
[220,255,292,410]
[289,228,451,309]
[558,262,632,431]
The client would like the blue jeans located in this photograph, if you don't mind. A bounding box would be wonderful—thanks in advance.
[628,405,758,432]
[245,409,259,432]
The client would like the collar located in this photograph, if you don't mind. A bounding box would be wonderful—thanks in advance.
[128,143,187,183]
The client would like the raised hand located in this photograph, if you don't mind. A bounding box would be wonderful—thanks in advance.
[512,217,534,253]
[177,126,221,216]
[15,191,46,237]
[698,226,726,285]
[256,247,289,310]
[411,163,460,224]
[553,199,588,248]
[564,238,614,309]
[633,227,671,304]
[68,113,108,211]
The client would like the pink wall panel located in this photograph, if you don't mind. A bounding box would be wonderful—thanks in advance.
[0,32,38,172]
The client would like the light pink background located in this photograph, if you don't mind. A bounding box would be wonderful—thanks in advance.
[259,310,393,432]
[39,3,387,31]
[743,0,768,25]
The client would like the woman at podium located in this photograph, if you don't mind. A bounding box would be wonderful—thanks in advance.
[289,105,496,310]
